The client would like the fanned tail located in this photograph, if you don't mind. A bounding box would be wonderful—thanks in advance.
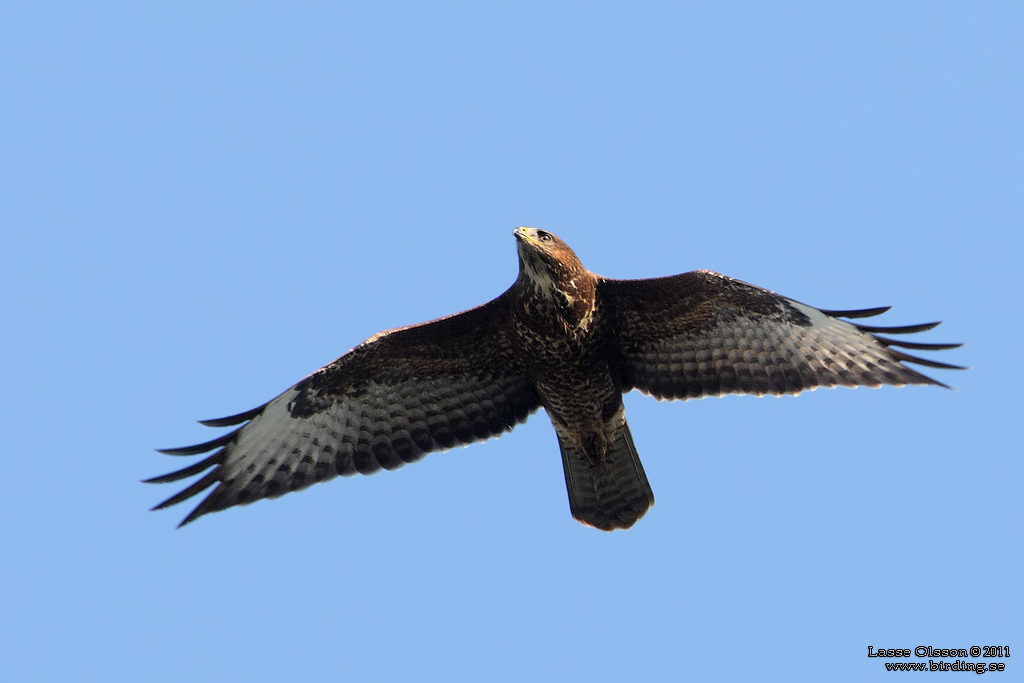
[555,419,654,531]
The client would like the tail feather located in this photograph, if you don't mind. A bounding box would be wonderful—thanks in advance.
[556,420,655,531]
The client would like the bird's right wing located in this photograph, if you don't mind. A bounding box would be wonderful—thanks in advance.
[149,292,540,526]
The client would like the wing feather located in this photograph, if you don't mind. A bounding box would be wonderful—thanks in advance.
[156,429,243,456]
[854,321,941,334]
[872,336,963,351]
[145,453,224,484]
[599,270,963,401]
[817,306,891,319]
[198,406,265,428]
[151,292,540,526]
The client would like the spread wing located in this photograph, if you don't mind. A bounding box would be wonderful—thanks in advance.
[149,292,540,526]
[599,270,964,400]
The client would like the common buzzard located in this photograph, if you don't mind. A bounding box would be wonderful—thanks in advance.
[151,228,963,530]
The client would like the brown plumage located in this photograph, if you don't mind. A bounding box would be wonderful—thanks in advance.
[150,227,964,530]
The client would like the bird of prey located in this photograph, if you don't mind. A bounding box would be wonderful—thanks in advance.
[150,227,963,530]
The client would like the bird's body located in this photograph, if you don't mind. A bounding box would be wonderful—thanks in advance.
[151,228,963,530]
[507,231,653,528]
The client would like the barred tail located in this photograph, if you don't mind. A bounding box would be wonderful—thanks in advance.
[556,420,655,531]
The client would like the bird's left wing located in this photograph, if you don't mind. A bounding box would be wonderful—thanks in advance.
[149,292,540,526]
[598,270,964,400]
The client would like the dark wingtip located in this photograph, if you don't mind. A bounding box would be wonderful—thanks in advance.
[156,428,241,456]
[857,321,942,334]
[897,366,954,390]
[176,507,204,528]
[150,470,220,513]
[175,488,225,528]
[144,453,223,484]
[821,305,892,319]
[889,349,968,371]
[199,405,264,427]
[153,408,260,527]
[874,337,964,351]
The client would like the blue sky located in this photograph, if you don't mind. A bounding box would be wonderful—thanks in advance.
[2,3,1021,681]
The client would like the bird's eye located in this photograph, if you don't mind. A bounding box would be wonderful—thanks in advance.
[538,231,552,242]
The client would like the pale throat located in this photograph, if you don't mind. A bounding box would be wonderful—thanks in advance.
[519,255,595,332]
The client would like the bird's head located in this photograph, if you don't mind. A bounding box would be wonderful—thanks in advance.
[513,227,585,288]
[513,228,595,329]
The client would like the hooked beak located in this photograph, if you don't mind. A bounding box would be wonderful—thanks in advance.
[514,226,537,245]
